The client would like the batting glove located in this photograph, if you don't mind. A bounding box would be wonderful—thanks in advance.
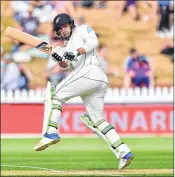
[51,46,65,63]
[51,52,62,63]
[63,51,79,61]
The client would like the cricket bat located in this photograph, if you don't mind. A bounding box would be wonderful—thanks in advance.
[4,26,53,54]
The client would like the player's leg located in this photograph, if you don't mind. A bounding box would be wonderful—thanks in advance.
[81,89,134,169]
[142,76,150,88]
[132,77,141,87]
[34,81,63,151]
[34,67,108,151]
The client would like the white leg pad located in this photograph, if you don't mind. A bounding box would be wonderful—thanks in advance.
[42,81,62,135]
[80,114,120,159]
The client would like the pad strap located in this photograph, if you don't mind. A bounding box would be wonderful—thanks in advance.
[52,104,62,112]
[112,140,124,150]
[101,125,114,135]
[95,119,105,127]
[49,121,57,129]
[47,104,62,129]
[92,117,124,150]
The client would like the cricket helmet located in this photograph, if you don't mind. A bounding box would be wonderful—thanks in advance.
[53,13,75,40]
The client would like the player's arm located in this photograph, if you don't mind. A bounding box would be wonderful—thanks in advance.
[63,24,98,60]
[78,24,99,54]
[51,25,98,64]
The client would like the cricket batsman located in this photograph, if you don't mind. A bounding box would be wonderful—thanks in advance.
[34,13,134,169]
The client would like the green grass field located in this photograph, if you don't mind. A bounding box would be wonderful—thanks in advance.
[1,137,174,177]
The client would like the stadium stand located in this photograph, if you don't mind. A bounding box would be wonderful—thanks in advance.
[1,1,173,89]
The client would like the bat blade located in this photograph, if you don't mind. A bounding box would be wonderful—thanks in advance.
[4,27,53,54]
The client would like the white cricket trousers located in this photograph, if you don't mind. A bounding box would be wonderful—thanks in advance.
[54,65,108,124]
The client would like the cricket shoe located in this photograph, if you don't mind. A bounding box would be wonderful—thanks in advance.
[118,152,134,169]
[34,133,61,151]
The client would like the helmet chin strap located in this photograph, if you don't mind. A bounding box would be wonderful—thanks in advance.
[61,34,71,41]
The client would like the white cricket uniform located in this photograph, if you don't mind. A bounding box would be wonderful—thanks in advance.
[54,24,108,124]
[37,25,132,163]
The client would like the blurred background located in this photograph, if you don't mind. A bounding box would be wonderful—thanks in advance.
[1,0,174,137]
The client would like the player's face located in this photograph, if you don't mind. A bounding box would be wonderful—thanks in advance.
[58,23,71,39]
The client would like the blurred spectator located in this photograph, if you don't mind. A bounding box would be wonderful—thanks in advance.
[72,1,81,9]
[31,1,57,23]
[160,38,174,63]
[98,44,118,77]
[50,1,75,18]
[1,53,20,91]
[167,0,174,38]
[81,0,94,8]
[18,63,34,90]
[1,46,5,81]
[13,52,34,90]
[142,1,158,22]
[94,1,107,9]
[11,4,50,59]
[10,1,29,22]
[26,1,57,36]
[13,52,33,90]
[12,5,40,53]
[156,0,172,38]
[76,15,86,26]
[124,48,138,71]
[19,6,40,36]
[114,0,139,21]
[124,48,153,88]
